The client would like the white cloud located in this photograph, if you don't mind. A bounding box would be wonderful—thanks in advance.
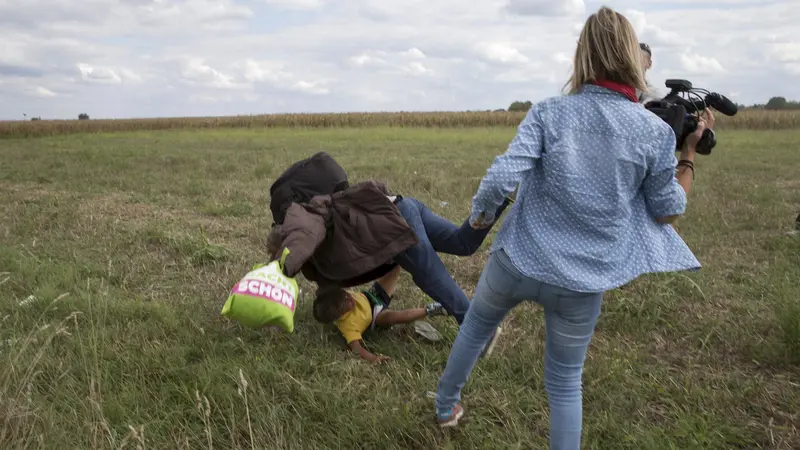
[263,0,328,11]
[553,52,571,65]
[767,42,800,63]
[476,43,530,65]
[625,9,647,35]
[0,0,798,119]
[402,48,426,59]
[624,9,696,48]
[405,62,430,75]
[237,59,292,83]
[347,48,434,77]
[34,86,58,98]
[175,58,246,89]
[504,0,585,17]
[290,80,330,95]
[135,0,253,27]
[680,52,726,75]
[119,68,144,83]
[348,53,388,68]
[77,64,123,84]
[169,56,333,96]
[352,0,501,23]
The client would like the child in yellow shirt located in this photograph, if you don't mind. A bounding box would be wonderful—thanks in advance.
[313,265,447,363]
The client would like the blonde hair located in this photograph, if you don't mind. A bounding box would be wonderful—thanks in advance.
[564,6,647,95]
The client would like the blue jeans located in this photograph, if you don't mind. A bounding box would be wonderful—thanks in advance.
[393,197,509,324]
[435,248,603,450]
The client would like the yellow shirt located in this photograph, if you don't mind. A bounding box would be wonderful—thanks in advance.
[334,292,372,344]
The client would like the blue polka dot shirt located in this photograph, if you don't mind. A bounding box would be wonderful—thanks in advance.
[471,84,701,293]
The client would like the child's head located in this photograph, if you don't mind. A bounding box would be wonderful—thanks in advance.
[266,224,283,261]
[312,285,353,323]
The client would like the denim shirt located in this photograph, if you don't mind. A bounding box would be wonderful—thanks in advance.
[471,84,701,293]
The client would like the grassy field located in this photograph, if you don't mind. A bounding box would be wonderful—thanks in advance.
[0,126,798,449]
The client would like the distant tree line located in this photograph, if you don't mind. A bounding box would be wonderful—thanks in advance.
[508,101,533,112]
[507,97,800,112]
[753,97,800,110]
[24,113,90,121]
[20,97,800,124]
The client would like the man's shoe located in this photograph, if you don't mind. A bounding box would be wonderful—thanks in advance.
[413,321,443,342]
[425,302,448,317]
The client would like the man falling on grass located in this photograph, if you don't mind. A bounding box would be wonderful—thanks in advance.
[266,177,513,360]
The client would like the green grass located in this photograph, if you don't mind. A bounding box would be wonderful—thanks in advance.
[0,127,798,449]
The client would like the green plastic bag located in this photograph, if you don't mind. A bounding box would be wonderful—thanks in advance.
[220,248,299,333]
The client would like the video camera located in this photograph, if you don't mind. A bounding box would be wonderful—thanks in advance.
[644,79,738,155]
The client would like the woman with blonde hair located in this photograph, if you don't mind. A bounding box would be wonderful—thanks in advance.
[432,6,714,449]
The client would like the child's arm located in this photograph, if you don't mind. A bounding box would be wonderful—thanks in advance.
[338,315,389,364]
[348,340,390,364]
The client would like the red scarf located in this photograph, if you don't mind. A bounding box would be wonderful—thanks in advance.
[591,79,638,102]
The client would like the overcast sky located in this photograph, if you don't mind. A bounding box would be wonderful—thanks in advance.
[0,0,797,120]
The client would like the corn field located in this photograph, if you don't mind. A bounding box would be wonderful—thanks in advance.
[1,109,798,138]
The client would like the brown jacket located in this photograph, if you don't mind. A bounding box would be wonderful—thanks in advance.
[278,180,418,287]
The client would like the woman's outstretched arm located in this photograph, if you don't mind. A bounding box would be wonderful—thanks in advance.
[469,106,544,227]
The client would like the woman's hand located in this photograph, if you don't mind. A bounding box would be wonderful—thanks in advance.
[683,108,716,153]
[663,107,716,217]
[470,212,493,230]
